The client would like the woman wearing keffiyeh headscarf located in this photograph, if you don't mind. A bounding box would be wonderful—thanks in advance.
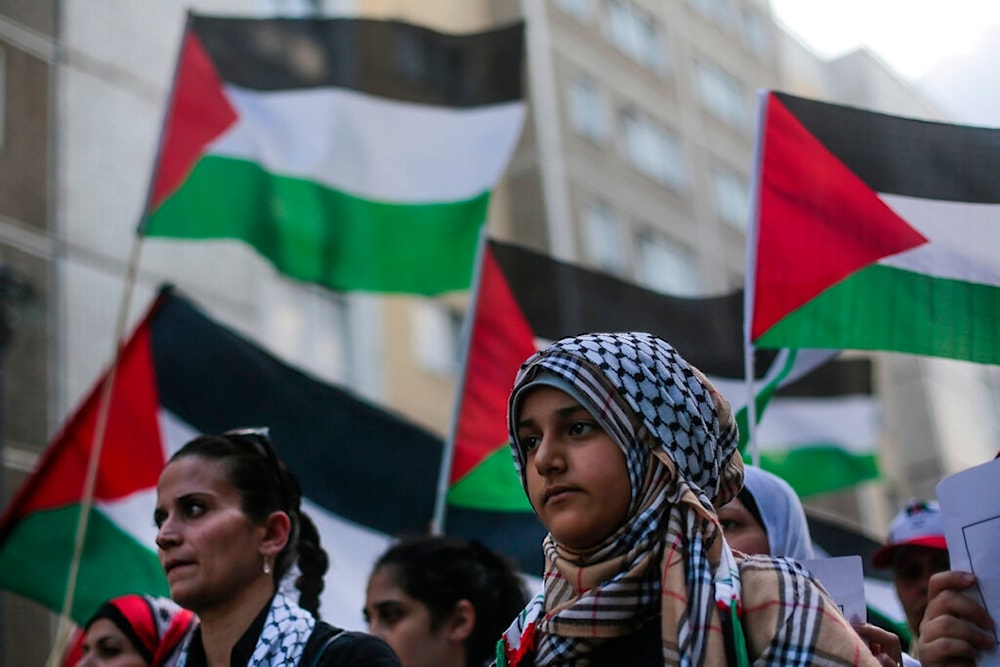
[154,430,401,667]
[497,333,879,666]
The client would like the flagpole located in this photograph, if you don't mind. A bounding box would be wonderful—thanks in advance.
[45,11,195,665]
[430,228,490,535]
[742,89,771,469]
[45,235,146,667]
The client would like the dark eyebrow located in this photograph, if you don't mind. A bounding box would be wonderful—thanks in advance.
[372,599,403,611]
[516,402,590,430]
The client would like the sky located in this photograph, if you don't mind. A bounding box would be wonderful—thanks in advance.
[769,0,1000,81]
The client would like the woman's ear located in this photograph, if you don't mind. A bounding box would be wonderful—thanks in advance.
[260,510,292,559]
[446,599,476,644]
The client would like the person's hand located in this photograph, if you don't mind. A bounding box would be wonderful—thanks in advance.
[919,570,996,666]
[855,623,903,667]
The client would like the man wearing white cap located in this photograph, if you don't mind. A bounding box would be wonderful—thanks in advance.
[873,499,951,646]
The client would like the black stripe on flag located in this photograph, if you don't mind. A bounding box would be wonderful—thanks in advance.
[774,92,1000,203]
[191,15,525,106]
[448,506,547,575]
[489,239,777,379]
[150,286,442,538]
[775,358,873,399]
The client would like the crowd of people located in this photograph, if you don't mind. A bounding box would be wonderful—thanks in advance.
[61,332,996,666]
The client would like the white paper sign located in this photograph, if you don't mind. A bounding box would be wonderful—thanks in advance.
[936,457,1000,667]
[803,555,867,625]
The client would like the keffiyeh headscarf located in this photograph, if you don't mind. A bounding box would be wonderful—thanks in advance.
[501,332,743,666]
[63,594,197,667]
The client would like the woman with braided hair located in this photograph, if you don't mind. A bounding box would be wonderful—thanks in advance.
[364,535,529,667]
[154,428,401,667]
[497,332,879,666]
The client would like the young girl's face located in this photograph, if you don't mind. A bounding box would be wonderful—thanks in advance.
[516,385,631,550]
[364,565,456,667]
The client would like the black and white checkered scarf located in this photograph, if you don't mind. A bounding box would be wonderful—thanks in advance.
[504,332,743,666]
[176,590,314,667]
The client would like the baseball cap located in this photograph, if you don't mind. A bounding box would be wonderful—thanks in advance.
[872,498,947,568]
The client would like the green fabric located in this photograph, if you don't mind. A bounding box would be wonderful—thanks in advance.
[0,505,167,624]
[447,446,531,512]
[757,264,1000,364]
[759,447,880,498]
[145,155,490,294]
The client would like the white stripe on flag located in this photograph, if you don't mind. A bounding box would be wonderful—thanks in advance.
[755,396,879,454]
[98,489,159,553]
[301,499,393,631]
[879,193,1000,286]
[210,86,526,204]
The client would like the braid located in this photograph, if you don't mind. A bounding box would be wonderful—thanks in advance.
[294,511,328,618]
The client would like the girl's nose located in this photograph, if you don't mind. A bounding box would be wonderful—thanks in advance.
[533,434,565,475]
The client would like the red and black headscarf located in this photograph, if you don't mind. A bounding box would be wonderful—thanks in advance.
[63,594,197,666]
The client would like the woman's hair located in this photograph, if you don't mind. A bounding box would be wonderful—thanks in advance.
[373,536,530,667]
[169,430,329,617]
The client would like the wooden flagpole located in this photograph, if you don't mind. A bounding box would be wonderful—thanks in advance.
[44,11,194,665]
[430,228,490,535]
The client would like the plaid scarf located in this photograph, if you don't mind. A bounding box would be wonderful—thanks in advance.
[503,333,743,666]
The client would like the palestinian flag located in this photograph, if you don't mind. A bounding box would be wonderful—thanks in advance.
[142,15,526,294]
[444,240,834,574]
[0,285,442,630]
[755,358,880,497]
[750,91,1000,364]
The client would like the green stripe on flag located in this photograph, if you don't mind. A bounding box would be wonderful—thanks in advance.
[448,446,531,512]
[0,505,167,624]
[145,156,490,294]
[760,447,880,498]
[758,264,1000,364]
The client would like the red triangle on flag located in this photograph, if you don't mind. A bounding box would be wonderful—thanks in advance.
[751,93,929,340]
[451,248,536,485]
[0,300,166,528]
[147,27,238,213]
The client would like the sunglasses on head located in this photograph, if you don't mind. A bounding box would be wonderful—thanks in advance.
[222,427,289,510]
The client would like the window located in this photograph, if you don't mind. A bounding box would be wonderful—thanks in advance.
[689,0,732,29]
[712,164,750,229]
[567,75,610,143]
[583,198,627,274]
[741,8,770,57]
[555,0,594,22]
[620,109,687,190]
[412,301,462,376]
[266,281,350,385]
[605,0,669,74]
[695,60,749,130]
[636,230,700,296]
